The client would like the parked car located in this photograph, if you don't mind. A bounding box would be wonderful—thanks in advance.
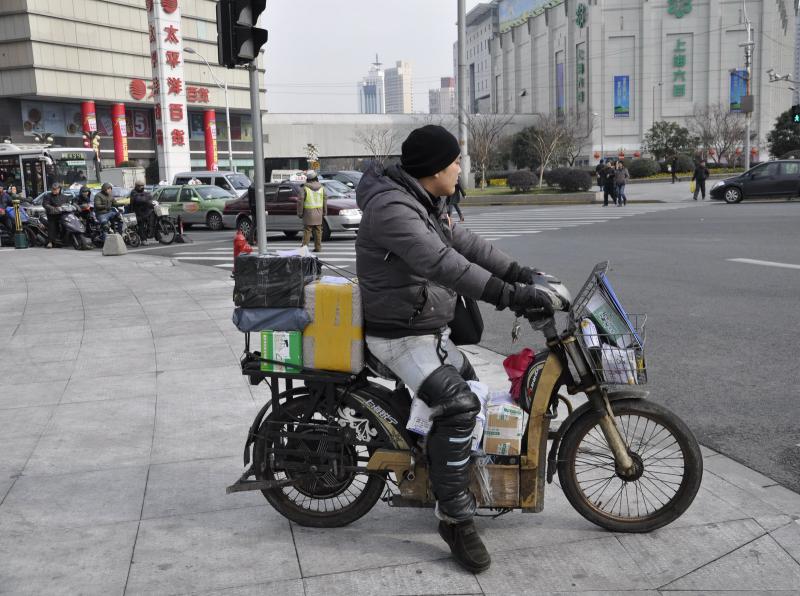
[710,160,800,203]
[153,184,237,230]
[320,179,356,199]
[172,170,252,199]
[319,170,362,189]
[223,181,361,241]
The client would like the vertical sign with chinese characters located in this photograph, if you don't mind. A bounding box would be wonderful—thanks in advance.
[670,34,691,99]
[111,103,129,165]
[81,101,97,148]
[203,109,218,171]
[613,76,630,118]
[576,43,586,108]
[146,0,191,182]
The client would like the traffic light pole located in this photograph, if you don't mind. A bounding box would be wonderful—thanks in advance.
[248,61,267,254]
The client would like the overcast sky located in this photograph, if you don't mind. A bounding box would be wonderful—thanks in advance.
[262,0,483,114]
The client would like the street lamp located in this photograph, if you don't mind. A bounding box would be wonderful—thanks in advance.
[652,81,662,129]
[184,46,235,172]
[592,112,604,159]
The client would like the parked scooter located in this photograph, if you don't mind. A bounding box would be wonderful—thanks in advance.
[0,202,48,247]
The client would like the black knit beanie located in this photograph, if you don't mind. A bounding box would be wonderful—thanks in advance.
[401,125,461,179]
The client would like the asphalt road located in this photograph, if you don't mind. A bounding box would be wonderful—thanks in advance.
[476,200,800,494]
[137,198,800,493]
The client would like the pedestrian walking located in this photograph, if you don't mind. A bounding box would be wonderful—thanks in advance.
[692,160,710,200]
[446,180,465,222]
[355,124,565,573]
[614,161,630,206]
[595,158,605,191]
[42,182,68,247]
[670,155,678,184]
[297,170,326,252]
[602,161,617,207]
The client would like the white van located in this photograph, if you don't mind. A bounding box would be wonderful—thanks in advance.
[172,170,252,198]
[270,169,306,183]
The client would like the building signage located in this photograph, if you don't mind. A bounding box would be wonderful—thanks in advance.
[575,3,587,28]
[667,0,692,18]
[145,0,191,182]
[775,0,788,34]
[672,37,689,98]
[613,76,630,117]
[576,43,586,105]
[20,101,85,137]
[730,69,747,112]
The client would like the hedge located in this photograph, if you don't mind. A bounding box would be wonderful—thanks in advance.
[627,159,661,178]
[507,170,535,192]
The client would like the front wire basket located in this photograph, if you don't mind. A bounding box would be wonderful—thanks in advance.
[575,313,647,386]
[569,262,647,386]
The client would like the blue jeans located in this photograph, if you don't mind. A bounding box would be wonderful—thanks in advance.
[98,210,123,233]
[616,184,627,205]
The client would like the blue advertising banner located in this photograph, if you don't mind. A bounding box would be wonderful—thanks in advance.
[730,69,747,112]
[613,75,630,118]
[556,62,565,115]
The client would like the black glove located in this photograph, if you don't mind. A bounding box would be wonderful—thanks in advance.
[481,277,556,317]
[502,262,545,285]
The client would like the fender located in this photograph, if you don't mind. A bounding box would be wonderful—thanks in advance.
[242,380,414,467]
[545,388,649,483]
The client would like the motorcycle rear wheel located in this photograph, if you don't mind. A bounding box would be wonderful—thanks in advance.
[252,392,388,528]
[125,230,141,248]
[557,398,702,533]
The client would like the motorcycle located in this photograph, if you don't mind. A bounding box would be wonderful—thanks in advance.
[76,202,105,248]
[41,203,93,250]
[138,200,176,245]
[228,262,703,532]
[1,202,49,247]
[119,209,141,248]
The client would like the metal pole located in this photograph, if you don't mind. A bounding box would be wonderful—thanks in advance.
[743,1,753,170]
[224,81,235,172]
[248,62,267,254]
[457,0,471,188]
[18,155,26,198]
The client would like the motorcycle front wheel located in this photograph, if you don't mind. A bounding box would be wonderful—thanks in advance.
[252,392,389,528]
[557,398,702,533]
[125,230,141,248]
[155,218,176,245]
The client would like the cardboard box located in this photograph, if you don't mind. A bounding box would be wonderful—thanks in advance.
[260,330,303,373]
[302,280,364,373]
[470,456,519,508]
[483,403,524,456]
[234,254,321,308]
[406,380,488,451]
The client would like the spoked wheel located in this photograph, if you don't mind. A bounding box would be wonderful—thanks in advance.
[70,233,82,250]
[558,398,702,533]
[155,218,176,244]
[723,187,743,204]
[252,392,389,527]
[125,230,141,248]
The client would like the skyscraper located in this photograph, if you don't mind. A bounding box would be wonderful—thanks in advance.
[429,77,456,114]
[384,61,413,114]
[358,56,385,114]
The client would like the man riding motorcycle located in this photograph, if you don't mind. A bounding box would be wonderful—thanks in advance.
[94,182,123,234]
[355,125,567,573]
[42,182,68,248]
[129,180,155,242]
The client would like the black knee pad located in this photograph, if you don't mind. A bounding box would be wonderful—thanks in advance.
[418,365,481,422]
[458,353,478,381]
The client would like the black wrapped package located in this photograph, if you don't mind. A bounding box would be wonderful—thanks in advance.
[233,254,322,308]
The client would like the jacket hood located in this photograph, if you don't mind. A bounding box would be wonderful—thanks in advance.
[356,163,437,213]
[305,180,322,191]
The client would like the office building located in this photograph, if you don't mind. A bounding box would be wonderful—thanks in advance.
[385,60,413,114]
[429,77,457,114]
[358,57,385,114]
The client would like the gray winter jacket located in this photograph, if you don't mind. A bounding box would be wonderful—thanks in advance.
[355,165,514,337]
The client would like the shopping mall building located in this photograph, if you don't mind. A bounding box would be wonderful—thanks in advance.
[0,0,263,196]
[473,0,796,163]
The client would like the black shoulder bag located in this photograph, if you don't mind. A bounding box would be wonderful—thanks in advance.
[449,294,484,345]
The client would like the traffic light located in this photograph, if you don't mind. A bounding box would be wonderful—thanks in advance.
[217,0,268,68]
[792,105,800,124]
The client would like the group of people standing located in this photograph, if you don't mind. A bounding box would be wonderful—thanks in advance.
[595,159,630,207]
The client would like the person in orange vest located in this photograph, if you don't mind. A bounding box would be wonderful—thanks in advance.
[296,170,326,252]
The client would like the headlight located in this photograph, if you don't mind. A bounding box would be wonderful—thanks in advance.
[711,181,724,190]
[338,209,361,217]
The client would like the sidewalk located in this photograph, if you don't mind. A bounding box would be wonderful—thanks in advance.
[1,248,799,595]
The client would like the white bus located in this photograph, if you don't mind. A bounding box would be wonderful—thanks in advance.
[0,143,101,197]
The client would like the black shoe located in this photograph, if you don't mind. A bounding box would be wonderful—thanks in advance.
[438,519,491,573]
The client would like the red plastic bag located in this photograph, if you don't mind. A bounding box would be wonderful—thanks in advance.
[503,348,535,400]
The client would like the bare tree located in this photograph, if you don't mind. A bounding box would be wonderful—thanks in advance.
[556,110,595,166]
[688,104,746,164]
[353,126,401,165]
[528,113,567,187]
[465,112,513,187]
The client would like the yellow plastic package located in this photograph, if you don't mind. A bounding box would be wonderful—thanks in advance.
[302,279,365,373]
